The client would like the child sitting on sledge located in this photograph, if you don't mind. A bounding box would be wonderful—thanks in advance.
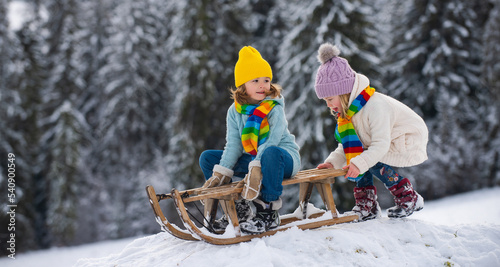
[314,43,427,221]
[199,46,301,234]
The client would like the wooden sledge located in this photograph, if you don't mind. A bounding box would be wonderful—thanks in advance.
[146,168,359,245]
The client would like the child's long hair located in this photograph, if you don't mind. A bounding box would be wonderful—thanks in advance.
[332,93,351,120]
[230,83,282,105]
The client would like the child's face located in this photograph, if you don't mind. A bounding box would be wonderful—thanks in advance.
[244,77,271,104]
[324,96,342,117]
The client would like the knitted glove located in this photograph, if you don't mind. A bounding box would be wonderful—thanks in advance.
[201,165,234,189]
[241,160,262,201]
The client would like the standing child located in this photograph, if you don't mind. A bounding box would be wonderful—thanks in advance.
[314,43,427,221]
[199,46,301,234]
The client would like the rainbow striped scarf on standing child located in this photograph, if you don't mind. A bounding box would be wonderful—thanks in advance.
[334,86,375,181]
[235,100,277,157]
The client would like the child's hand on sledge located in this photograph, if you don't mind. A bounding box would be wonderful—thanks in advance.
[317,162,334,169]
[343,164,360,180]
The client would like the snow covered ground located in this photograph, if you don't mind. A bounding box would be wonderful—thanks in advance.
[2,187,499,267]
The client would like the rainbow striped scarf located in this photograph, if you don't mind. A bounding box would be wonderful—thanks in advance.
[235,100,277,157]
[335,86,375,180]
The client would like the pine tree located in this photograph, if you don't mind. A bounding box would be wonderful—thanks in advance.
[36,0,89,246]
[164,0,255,189]
[247,0,288,70]
[481,0,500,186]
[0,0,11,147]
[0,0,24,250]
[42,101,88,245]
[483,1,500,101]
[275,0,380,211]
[69,0,120,244]
[384,0,497,197]
[0,0,52,250]
[89,0,176,239]
[277,0,380,169]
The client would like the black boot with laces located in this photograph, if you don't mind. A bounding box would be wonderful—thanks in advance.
[211,199,253,232]
[240,197,281,235]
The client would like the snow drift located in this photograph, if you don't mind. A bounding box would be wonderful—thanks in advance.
[74,188,500,267]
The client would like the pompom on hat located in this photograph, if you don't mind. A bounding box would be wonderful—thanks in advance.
[234,46,273,87]
[314,43,356,99]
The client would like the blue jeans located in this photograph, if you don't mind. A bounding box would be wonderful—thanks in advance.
[199,146,294,202]
[355,162,402,188]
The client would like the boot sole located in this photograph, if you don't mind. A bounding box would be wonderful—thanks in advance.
[240,224,278,235]
[387,205,423,218]
[388,193,424,218]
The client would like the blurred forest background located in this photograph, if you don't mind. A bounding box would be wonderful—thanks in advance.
[0,0,499,253]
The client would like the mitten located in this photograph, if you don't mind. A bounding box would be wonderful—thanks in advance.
[241,160,262,200]
[201,165,234,189]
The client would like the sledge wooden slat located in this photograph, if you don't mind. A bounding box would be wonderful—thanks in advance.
[171,188,358,245]
[158,169,346,202]
[168,168,346,203]
[182,185,243,203]
[282,168,346,185]
[318,183,338,218]
[279,212,325,225]
[221,200,241,237]
[147,168,356,244]
[159,182,241,202]
[203,198,218,229]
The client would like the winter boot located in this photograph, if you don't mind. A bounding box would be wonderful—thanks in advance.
[240,197,281,234]
[350,186,381,221]
[387,178,424,218]
[210,199,254,232]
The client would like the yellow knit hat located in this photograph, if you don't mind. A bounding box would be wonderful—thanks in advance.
[234,46,273,87]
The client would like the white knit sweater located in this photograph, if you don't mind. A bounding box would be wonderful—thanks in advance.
[324,74,429,174]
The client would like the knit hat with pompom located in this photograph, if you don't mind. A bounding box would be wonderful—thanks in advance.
[314,43,356,98]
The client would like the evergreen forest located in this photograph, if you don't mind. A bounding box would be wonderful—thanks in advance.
[0,0,499,252]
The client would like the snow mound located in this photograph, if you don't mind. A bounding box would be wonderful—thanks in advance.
[3,188,499,267]
[75,217,500,267]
